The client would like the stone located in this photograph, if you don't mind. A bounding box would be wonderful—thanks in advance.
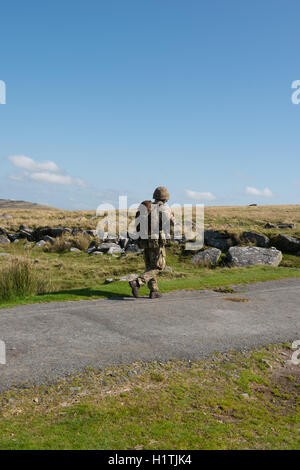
[88,240,97,249]
[18,230,33,241]
[0,227,8,236]
[84,230,98,237]
[105,278,114,283]
[19,225,32,233]
[125,243,141,253]
[90,251,103,255]
[163,266,173,272]
[227,246,282,267]
[0,235,10,245]
[69,247,81,253]
[72,228,84,235]
[191,247,222,267]
[275,234,300,253]
[34,240,47,248]
[8,233,20,242]
[1,214,12,219]
[276,223,296,229]
[264,222,276,229]
[204,230,237,251]
[32,227,67,241]
[43,235,55,245]
[242,231,270,248]
[98,242,120,253]
[0,253,10,256]
[241,393,250,399]
[85,246,98,254]
[107,246,123,254]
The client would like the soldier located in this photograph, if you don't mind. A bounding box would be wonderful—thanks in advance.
[129,186,175,299]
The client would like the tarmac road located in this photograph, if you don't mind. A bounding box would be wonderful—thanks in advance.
[0,278,299,391]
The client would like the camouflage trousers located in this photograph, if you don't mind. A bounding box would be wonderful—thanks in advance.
[136,246,166,292]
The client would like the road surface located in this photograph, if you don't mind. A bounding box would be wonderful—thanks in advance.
[0,278,299,391]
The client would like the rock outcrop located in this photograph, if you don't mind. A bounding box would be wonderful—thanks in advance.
[242,231,270,248]
[191,248,221,267]
[204,230,237,251]
[275,234,300,254]
[227,246,282,267]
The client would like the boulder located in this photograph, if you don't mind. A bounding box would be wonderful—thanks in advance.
[72,228,84,235]
[264,222,276,229]
[107,245,123,254]
[69,247,81,253]
[242,231,270,248]
[18,230,34,241]
[34,240,47,248]
[98,242,120,253]
[7,233,20,242]
[204,230,237,251]
[32,227,67,241]
[276,223,296,229]
[227,246,282,267]
[90,251,103,255]
[275,234,300,253]
[88,240,97,249]
[191,247,222,267]
[125,243,141,253]
[84,230,98,237]
[19,224,32,233]
[43,235,55,245]
[85,246,98,254]
[0,235,10,245]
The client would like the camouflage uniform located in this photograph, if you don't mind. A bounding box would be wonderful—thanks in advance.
[135,199,174,293]
[136,242,167,292]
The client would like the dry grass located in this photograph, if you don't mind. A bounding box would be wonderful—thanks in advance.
[0,256,51,301]
[0,205,299,236]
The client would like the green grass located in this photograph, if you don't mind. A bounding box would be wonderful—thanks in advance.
[0,242,300,308]
[0,264,299,309]
[0,344,298,450]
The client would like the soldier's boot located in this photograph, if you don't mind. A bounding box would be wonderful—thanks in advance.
[149,291,162,299]
[129,280,140,298]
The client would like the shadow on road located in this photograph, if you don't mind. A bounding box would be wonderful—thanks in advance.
[39,287,134,301]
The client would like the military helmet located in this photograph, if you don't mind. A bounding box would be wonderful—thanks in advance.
[153,186,170,201]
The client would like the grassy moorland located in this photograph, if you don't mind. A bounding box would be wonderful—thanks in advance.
[0,344,298,450]
[1,203,300,235]
[0,204,300,307]
[0,241,300,308]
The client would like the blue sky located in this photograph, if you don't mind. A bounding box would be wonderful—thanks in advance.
[0,0,299,210]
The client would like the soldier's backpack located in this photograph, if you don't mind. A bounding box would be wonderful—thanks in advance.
[135,200,170,248]
[135,200,152,248]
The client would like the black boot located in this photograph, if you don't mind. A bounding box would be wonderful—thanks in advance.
[149,291,162,299]
[129,280,140,298]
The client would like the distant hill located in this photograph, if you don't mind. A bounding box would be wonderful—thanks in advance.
[0,199,58,210]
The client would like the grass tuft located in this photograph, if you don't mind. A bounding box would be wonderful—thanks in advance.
[0,256,51,301]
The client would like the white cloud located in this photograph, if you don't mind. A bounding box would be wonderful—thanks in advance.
[8,155,85,187]
[185,189,216,201]
[246,186,273,197]
[8,155,60,173]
